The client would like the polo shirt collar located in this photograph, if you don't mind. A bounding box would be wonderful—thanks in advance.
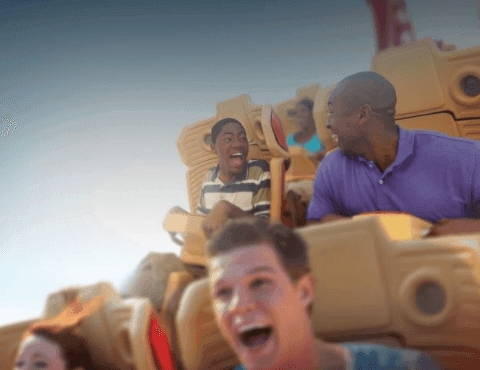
[347,126,415,171]
[212,162,248,184]
[389,126,415,170]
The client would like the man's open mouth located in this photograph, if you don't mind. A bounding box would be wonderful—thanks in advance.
[229,153,245,166]
[237,325,273,348]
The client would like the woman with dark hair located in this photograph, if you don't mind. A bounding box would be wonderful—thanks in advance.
[13,296,102,370]
[14,330,95,370]
[287,98,327,162]
[285,99,328,225]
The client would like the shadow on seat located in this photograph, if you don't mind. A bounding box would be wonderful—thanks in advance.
[176,278,239,370]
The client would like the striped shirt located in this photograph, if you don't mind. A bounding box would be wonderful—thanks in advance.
[197,159,271,217]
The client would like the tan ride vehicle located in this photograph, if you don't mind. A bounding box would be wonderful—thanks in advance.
[163,38,480,370]
[2,38,480,370]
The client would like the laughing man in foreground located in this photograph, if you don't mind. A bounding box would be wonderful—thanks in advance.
[206,218,442,370]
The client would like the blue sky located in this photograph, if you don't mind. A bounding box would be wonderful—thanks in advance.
[1,0,479,325]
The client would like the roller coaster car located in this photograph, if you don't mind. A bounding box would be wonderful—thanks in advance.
[162,38,480,370]
[1,282,175,370]
[3,38,480,370]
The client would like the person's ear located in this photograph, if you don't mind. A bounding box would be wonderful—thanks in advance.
[296,273,315,309]
[358,105,372,123]
[211,143,217,155]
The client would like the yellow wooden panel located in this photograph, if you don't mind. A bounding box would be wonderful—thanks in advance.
[300,221,391,334]
[373,40,445,117]
[397,113,460,138]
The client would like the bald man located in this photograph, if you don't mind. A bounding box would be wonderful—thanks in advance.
[307,71,480,236]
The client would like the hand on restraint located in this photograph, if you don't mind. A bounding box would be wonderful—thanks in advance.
[202,200,232,239]
[427,218,480,237]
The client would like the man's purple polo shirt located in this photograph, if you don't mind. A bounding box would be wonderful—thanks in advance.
[307,127,480,223]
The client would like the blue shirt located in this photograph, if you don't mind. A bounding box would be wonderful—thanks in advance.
[287,133,324,154]
[234,343,441,369]
[342,343,442,369]
[307,127,480,223]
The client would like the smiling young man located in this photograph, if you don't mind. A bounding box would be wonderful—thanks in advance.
[206,218,442,370]
[197,118,270,239]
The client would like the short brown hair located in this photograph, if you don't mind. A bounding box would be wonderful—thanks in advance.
[206,218,310,283]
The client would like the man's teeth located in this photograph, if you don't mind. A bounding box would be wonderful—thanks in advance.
[237,323,273,348]
[239,324,269,333]
[230,153,243,157]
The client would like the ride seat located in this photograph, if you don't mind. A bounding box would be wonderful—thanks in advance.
[260,103,290,223]
[43,281,119,319]
[122,252,186,312]
[160,270,196,369]
[176,278,239,370]
[78,296,174,370]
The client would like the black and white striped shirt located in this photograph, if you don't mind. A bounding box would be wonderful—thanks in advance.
[197,159,271,217]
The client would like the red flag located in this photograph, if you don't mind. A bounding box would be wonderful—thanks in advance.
[149,315,175,370]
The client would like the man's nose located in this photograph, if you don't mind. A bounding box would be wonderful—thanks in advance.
[229,288,255,314]
[232,138,247,148]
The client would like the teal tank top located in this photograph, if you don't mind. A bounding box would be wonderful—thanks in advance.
[287,133,324,154]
